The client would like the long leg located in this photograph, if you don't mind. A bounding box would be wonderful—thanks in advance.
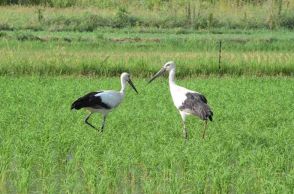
[84,113,98,131]
[202,120,208,139]
[100,114,107,132]
[180,112,188,139]
[183,120,188,140]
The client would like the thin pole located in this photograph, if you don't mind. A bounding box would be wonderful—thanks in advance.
[218,40,222,71]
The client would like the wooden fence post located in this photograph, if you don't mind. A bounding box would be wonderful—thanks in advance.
[218,40,222,72]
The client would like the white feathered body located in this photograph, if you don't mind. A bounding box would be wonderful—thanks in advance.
[169,82,201,115]
[86,90,124,113]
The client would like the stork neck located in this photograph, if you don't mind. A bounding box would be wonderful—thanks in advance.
[169,68,176,85]
[120,80,127,94]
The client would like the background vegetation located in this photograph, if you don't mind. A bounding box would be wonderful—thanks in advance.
[1,29,294,77]
[0,0,294,31]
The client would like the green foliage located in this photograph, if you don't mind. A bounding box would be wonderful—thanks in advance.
[111,7,141,28]
[0,22,12,30]
[37,8,44,23]
[0,76,293,193]
[0,0,281,7]
[280,12,294,29]
[1,2,294,31]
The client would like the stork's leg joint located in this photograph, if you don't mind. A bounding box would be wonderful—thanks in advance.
[180,112,188,140]
[184,127,188,140]
[182,121,188,140]
[100,114,107,132]
[84,113,99,131]
[202,120,208,139]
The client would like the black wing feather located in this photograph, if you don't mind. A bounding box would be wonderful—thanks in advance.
[179,93,213,121]
[71,91,111,110]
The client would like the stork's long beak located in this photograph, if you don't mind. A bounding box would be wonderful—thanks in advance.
[148,68,166,84]
[128,79,138,94]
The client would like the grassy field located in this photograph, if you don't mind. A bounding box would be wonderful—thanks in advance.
[1,29,294,77]
[0,76,293,193]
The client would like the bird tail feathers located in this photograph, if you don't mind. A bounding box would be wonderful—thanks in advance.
[208,110,213,121]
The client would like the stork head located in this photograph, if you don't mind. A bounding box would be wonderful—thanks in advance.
[148,61,175,83]
[121,72,138,94]
[163,61,176,71]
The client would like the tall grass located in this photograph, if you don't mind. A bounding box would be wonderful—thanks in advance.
[0,1,294,31]
[1,50,293,77]
[0,30,294,76]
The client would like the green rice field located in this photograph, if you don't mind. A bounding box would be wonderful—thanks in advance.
[0,76,293,193]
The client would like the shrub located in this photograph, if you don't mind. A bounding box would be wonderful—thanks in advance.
[16,33,42,41]
[113,7,140,28]
[280,13,294,29]
[0,22,13,31]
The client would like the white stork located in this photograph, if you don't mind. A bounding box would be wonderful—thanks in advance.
[71,72,138,132]
[148,61,213,139]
